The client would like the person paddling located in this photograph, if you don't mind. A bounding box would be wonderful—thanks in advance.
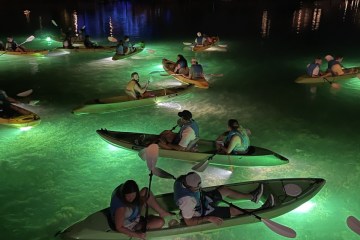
[125,72,151,99]
[5,37,25,52]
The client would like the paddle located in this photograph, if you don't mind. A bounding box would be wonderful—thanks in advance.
[141,153,297,238]
[108,36,118,43]
[0,35,35,56]
[51,20,58,27]
[16,89,33,97]
[323,77,340,89]
[347,216,360,235]
[191,152,217,172]
[138,144,159,231]
[159,73,223,77]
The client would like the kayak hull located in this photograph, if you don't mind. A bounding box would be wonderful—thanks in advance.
[295,67,360,84]
[112,42,145,61]
[96,130,289,167]
[0,50,49,56]
[72,85,194,115]
[58,178,325,240]
[162,58,209,89]
[0,104,41,128]
[192,36,220,52]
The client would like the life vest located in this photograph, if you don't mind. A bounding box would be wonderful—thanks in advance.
[173,175,209,216]
[224,128,250,153]
[190,64,203,79]
[195,36,204,45]
[306,62,320,76]
[173,119,199,144]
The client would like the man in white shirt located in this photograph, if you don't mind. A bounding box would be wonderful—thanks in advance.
[158,110,199,151]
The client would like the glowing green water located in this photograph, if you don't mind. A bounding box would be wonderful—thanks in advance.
[0,37,359,240]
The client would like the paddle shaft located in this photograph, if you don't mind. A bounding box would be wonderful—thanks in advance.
[0,36,34,56]
[143,171,153,232]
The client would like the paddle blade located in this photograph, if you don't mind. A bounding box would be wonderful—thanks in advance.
[25,36,35,43]
[108,36,118,43]
[262,218,296,238]
[347,216,360,235]
[138,144,159,170]
[218,44,228,48]
[51,20,58,27]
[16,89,33,97]
[153,167,176,179]
[183,42,193,46]
[192,160,208,172]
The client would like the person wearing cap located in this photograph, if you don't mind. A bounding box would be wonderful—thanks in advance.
[158,110,199,151]
[216,119,251,154]
[125,72,151,99]
[188,58,204,80]
[173,172,274,226]
[110,180,172,239]
[194,32,206,46]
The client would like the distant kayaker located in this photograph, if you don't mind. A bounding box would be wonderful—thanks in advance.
[83,35,100,48]
[188,58,204,80]
[123,35,135,54]
[216,119,251,154]
[5,37,25,52]
[0,40,4,50]
[173,172,274,226]
[194,32,206,46]
[110,180,172,239]
[125,72,151,99]
[158,110,199,151]
[116,40,124,55]
[306,57,325,77]
[173,54,189,76]
[326,55,358,76]
[0,90,20,117]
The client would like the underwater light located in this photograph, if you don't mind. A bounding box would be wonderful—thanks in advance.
[156,102,182,110]
[107,144,119,151]
[20,126,33,131]
[293,201,315,213]
[46,37,52,42]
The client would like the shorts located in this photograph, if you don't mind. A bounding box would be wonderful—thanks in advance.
[203,189,231,219]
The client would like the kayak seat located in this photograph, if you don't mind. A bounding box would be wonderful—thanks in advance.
[186,137,199,152]
[102,208,116,231]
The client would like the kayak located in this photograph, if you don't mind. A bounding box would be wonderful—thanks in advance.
[72,85,195,115]
[112,42,146,61]
[96,130,289,167]
[54,46,116,53]
[0,50,49,56]
[295,67,360,84]
[57,178,325,240]
[162,58,209,89]
[192,36,220,52]
[0,104,41,128]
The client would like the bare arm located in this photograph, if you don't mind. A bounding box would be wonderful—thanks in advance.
[114,208,145,239]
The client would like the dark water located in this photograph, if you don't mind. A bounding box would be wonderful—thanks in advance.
[1,0,360,239]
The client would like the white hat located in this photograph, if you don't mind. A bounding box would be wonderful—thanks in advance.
[325,55,334,61]
[185,172,201,188]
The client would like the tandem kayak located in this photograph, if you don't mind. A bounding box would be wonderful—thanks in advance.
[295,67,360,84]
[0,104,40,128]
[162,58,209,89]
[72,85,195,115]
[112,42,146,61]
[0,49,49,56]
[57,178,325,240]
[96,130,289,167]
[192,36,220,52]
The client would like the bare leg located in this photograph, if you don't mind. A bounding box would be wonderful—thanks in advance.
[217,186,253,217]
[140,188,172,218]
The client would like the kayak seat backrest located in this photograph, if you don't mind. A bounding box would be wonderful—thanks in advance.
[186,137,200,151]
[246,146,255,155]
